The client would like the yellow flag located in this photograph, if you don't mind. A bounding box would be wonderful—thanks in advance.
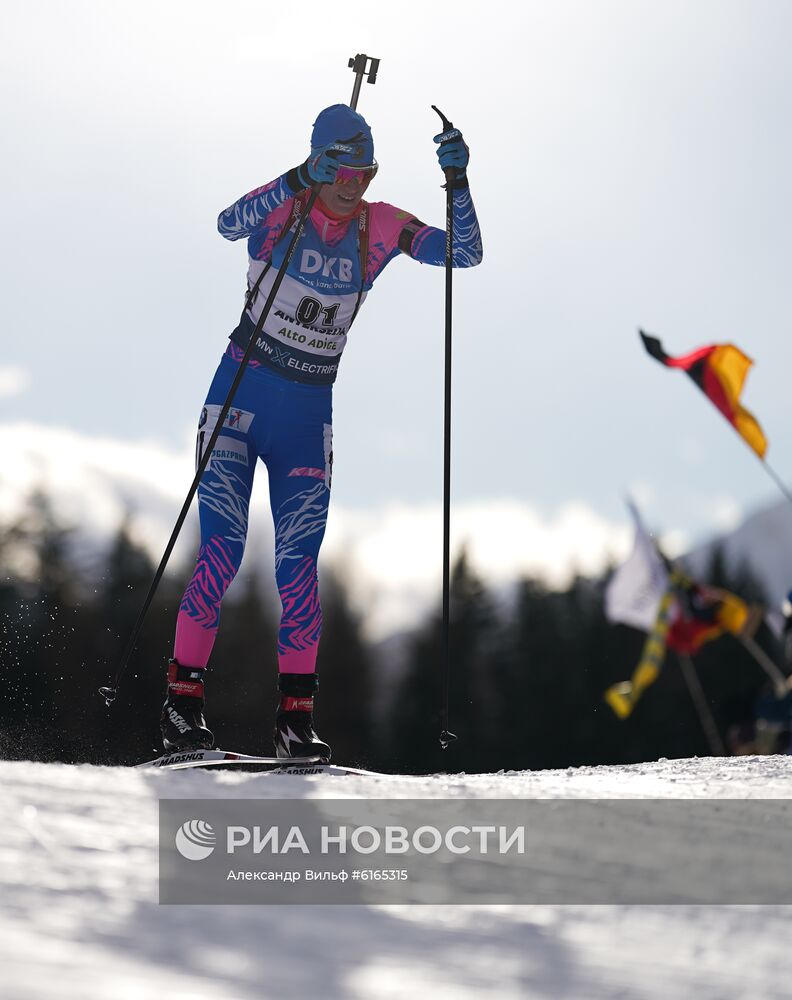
[605,587,676,719]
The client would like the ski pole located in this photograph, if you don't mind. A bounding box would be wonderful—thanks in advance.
[99,185,321,705]
[431,104,459,750]
[99,55,380,706]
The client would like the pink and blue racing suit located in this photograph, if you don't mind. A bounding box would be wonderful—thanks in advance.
[174,170,482,677]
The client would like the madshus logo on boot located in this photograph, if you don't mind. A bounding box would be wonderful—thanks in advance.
[175,819,216,861]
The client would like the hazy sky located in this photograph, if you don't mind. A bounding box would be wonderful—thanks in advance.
[3,0,792,625]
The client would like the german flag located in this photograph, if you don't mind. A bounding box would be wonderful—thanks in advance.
[665,582,750,656]
[639,331,767,458]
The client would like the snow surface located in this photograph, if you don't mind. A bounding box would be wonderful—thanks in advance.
[2,755,792,999]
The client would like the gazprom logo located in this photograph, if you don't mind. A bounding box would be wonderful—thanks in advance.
[175,820,216,861]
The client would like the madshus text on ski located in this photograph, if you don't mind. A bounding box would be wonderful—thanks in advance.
[158,99,482,767]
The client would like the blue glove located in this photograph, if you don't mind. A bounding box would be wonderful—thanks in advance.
[305,144,340,184]
[434,128,469,183]
[296,141,355,188]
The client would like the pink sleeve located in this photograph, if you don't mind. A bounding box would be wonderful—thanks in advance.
[366,201,425,280]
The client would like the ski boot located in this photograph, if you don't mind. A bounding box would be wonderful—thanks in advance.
[160,659,214,751]
[274,673,331,762]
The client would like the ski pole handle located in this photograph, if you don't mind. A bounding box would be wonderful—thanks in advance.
[431,105,461,185]
[431,104,453,132]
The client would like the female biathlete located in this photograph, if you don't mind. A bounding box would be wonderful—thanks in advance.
[160,104,483,760]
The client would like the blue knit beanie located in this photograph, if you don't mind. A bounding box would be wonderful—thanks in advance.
[311,104,375,165]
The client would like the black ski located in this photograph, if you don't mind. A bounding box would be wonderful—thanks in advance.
[137,747,380,775]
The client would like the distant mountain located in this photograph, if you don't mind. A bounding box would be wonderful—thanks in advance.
[9,419,790,637]
[684,498,792,609]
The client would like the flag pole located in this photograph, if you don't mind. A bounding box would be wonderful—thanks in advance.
[678,654,727,756]
[739,634,790,698]
[758,458,792,508]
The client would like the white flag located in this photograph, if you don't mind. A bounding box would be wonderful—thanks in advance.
[605,501,670,632]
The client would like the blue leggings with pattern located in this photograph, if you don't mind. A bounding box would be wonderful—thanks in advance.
[174,354,332,674]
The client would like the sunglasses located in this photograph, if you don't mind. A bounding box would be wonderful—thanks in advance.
[335,161,378,185]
